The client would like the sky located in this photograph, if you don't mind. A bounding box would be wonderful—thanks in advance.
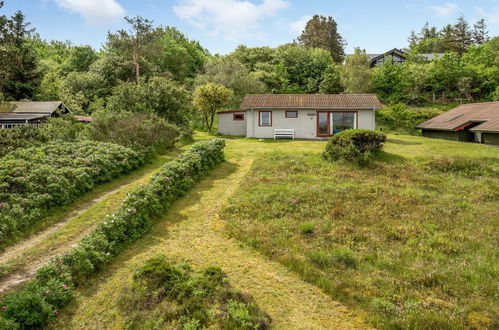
[2,0,499,55]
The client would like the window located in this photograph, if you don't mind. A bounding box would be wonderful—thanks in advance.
[331,112,356,134]
[233,113,244,121]
[259,111,272,127]
[285,111,298,118]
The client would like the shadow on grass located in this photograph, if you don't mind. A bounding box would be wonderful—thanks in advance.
[375,151,407,164]
[387,138,421,146]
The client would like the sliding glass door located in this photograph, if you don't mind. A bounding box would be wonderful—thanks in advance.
[317,111,357,137]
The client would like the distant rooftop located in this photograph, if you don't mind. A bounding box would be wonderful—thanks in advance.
[416,101,499,133]
[0,101,65,114]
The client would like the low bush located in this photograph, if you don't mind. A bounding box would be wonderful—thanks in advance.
[0,139,226,329]
[118,257,271,329]
[323,129,386,166]
[0,116,88,157]
[90,112,180,152]
[0,141,145,248]
[376,103,443,132]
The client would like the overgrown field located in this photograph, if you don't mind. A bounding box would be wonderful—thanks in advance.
[221,144,499,329]
[0,141,145,248]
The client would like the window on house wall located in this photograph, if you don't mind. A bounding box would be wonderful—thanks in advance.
[259,111,272,126]
[233,113,244,121]
[285,111,298,118]
[331,112,356,134]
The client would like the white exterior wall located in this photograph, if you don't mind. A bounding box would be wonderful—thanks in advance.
[246,109,376,139]
[217,112,247,136]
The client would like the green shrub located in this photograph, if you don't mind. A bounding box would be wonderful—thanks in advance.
[0,139,226,329]
[1,290,54,328]
[119,257,271,329]
[323,129,386,166]
[0,125,48,157]
[376,103,443,132]
[90,112,180,152]
[0,141,145,248]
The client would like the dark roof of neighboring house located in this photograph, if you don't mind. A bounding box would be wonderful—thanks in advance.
[0,113,48,121]
[366,49,444,64]
[368,48,407,63]
[0,101,67,114]
[241,94,383,110]
[416,101,499,133]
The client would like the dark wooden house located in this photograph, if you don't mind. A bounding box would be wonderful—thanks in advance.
[0,101,71,129]
[416,101,499,145]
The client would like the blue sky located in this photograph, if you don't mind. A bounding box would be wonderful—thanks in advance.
[2,0,499,54]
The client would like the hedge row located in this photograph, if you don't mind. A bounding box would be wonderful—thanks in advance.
[0,138,226,329]
[0,141,146,249]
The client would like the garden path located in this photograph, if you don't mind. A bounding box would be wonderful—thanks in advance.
[52,138,369,329]
[0,149,183,296]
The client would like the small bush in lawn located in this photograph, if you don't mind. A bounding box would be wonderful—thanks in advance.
[299,222,315,234]
[119,257,271,329]
[323,129,386,166]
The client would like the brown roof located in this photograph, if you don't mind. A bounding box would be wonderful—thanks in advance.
[240,94,383,110]
[416,101,499,133]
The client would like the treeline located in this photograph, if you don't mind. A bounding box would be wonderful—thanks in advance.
[1,3,498,130]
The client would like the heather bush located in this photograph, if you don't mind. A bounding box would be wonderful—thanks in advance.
[0,139,226,329]
[90,112,180,152]
[118,257,271,329]
[0,141,145,248]
[323,129,386,166]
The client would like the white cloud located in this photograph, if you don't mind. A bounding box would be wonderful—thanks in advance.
[476,7,499,23]
[53,0,125,24]
[173,0,289,40]
[428,2,459,16]
[289,15,312,34]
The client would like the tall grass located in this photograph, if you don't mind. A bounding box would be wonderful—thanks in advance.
[221,151,499,329]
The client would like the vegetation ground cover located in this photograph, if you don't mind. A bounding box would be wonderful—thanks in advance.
[221,138,499,329]
[0,139,226,328]
[48,134,367,329]
[0,146,185,294]
[0,141,145,249]
[118,256,271,329]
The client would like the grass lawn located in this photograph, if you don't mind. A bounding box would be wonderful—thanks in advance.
[221,135,499,329]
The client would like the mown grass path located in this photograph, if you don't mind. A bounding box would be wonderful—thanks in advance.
[0,148,185,296]
[51,137,369,329]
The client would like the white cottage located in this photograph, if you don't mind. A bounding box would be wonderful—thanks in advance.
[217,94,383,139]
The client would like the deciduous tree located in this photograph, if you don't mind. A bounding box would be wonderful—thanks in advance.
[193,83,232,133]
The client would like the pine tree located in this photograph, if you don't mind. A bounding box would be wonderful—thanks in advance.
[439,24,459,53]
[297,15,346,63]
[0,9,40,100]
[408,31,419,49]
[453,15,473,53]
[473,19,489,45]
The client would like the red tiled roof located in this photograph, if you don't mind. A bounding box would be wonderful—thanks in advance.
[240,94,383,110]
[416,101,499,133]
